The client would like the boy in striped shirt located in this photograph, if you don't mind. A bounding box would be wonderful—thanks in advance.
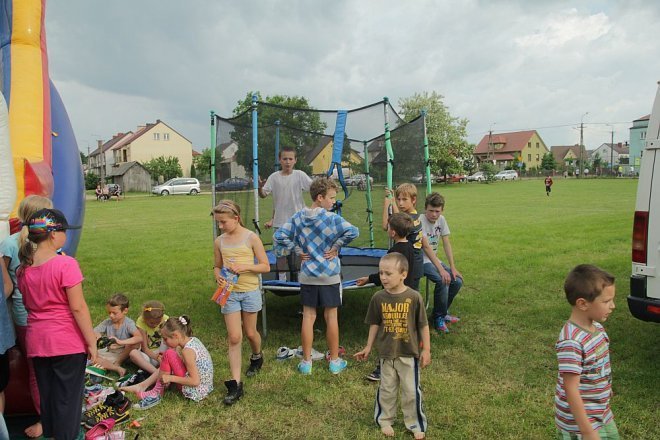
[555,264,619,440]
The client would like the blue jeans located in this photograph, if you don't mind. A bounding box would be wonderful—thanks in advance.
[424,262,463,319]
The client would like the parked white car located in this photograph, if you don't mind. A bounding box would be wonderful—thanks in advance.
[630,83,660,322]
[467,171,485,182]
[346,174,373,186]
[152,178,200,196]
[494,170,518,181]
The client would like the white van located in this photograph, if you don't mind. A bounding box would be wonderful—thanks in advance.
[630,82,660,322]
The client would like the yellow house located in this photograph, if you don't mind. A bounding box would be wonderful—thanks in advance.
[305,136,363,175]
[111,120,193,177]
[474,130,550,169]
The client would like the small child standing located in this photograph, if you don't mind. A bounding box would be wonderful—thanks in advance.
[93,293,142,377]
[356,213,415,289]
[274,177,358,375]
[126,300,169,378]
[213,200,270,405]
[17,208,97,440]
[354,253,431,439]
[555,264,619,440]
[122,315,214,409]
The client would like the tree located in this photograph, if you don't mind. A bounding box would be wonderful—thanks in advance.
[228,92,327,177]
[397,91,470,180]
[142,156,183,181]
[592,153,602,175]
[80,151,88,165]
[194,148,212,179]
[480,162,497,182]
[541,152,556,171]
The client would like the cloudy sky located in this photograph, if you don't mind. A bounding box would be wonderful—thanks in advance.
[45,0,659,153]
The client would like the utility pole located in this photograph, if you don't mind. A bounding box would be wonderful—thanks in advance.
[610,128,614,177]
[579,112,588,178]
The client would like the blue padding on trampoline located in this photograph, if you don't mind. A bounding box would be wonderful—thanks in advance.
[266,246,386,264]
[263,279,360,288]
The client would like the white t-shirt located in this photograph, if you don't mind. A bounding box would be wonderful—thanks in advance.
[262,169,313,227]
[420,214,450,264]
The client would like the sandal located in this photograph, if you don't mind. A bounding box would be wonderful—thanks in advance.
[85,418,116,440]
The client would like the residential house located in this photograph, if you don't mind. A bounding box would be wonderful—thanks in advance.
[590,142,630,173]
[111,120,193,177]
[629,114,650,172]
[217,141,247,180]
[551,144,588,169]
[88,132,132,179]
[474,130,550,170]
[106,161,152,192]
[305,135,363,176]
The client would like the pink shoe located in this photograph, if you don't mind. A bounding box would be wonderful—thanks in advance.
[444,315,460,324]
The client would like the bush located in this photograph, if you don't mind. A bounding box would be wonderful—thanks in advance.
[85,172,100,190]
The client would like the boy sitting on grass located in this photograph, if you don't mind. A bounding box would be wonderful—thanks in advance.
[274,177,358,375]
[354,252,430,439]
[555,264,618,440]
[92,293,142,377]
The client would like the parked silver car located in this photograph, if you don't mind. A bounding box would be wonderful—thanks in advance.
[467,171,485,182]
[494,170,518,181]
[152,178,200,195]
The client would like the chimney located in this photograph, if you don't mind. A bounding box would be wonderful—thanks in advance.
[97,140,103,150]
[617,142,622,148]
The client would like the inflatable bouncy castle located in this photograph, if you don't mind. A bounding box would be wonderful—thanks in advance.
[1,0,84,417]
[0,0,84,254]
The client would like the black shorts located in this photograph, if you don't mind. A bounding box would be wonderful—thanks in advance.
[0,350,10,392]
[300,283,341,308]
[546,185,552,192]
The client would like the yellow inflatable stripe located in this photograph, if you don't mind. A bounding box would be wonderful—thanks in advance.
[9,0,45,216]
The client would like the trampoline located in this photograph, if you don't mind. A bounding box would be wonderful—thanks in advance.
[257,246,386,336]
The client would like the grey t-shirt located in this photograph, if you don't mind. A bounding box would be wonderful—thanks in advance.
[94,317,138,340]
[364,288,428,359]
[262,170,312,228]
[420,214,450,264]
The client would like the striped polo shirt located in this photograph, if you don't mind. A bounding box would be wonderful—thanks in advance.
[555,321,613,433]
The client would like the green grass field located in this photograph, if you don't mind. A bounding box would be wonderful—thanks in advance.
[75,178,659,439]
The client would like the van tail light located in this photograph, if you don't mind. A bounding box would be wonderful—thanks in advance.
[632,211,649,264]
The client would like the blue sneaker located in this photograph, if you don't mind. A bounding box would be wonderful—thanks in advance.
[297,360,312,375]
[329,358,347,374]
[134,394,161,410]
[434,317,449,334]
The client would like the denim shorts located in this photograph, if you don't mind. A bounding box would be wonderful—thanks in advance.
[221,289,262,314]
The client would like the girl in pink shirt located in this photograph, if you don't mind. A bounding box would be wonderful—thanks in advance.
[17,209,97,440]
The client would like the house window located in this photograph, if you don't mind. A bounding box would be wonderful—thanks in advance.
[536,154,540,161]
[641,131,646,139]
[527,142,531,148]
[122,150,128,162]
[164,133,169,141]
[528,154,531,162]
[536,142,539,148]
[153,133,160,141]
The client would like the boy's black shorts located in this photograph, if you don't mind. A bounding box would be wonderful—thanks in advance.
[300,283,341,308]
